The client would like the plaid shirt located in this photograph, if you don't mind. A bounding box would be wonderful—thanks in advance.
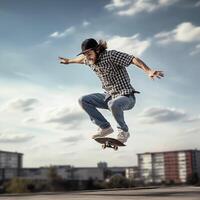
[84,50,136,99]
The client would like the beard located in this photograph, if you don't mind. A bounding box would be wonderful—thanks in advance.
[88,59,95,65]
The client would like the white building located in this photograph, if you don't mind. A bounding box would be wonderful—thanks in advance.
[0,150,23,180]
[125,166,139,180]
[138,149,200,184]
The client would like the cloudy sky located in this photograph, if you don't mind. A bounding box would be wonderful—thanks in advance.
[0,0,200,168]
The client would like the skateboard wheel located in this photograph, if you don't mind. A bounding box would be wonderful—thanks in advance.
[114,146,118,151]
[102,144,106,149]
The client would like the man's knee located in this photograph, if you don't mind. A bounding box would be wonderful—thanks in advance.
[78,95,86,107]
[78,95,90,107]
[108,100,119,111]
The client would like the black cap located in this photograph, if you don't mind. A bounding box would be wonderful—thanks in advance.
[77,38,98,56]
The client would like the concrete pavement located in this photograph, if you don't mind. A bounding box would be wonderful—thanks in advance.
[0,186,200,200]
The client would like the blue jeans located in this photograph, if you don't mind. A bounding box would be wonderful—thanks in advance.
[78,93,136,132]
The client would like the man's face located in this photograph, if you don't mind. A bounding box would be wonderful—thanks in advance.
[84,50,97,65]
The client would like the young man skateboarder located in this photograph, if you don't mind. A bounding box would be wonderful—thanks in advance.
[59,38,164,143]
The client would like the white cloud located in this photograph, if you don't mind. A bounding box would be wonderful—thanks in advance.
[139,106,200,124]
[0,81,93,132]
[44,106,87,129]
[23,117,37,123]
[93,31,111,41]
[184,128,200,135]
[184,114,200,123]
[3,98,39,112]
[0,130,34,143]
[107,34,151,56]
[82,20,91,27]
[155,22,200,44]
[92,31,150,56]
[105,0,179,16]
[195,1,200,7]
[62,135,84,144]
[105,0,131,11]
[50,26,75,38]
[190,44,200,56]
[139,106,187,123]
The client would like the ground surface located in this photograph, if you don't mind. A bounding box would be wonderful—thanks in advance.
[0,186,200,200]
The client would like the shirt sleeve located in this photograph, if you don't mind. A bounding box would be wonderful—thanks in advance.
[111,50,135,67]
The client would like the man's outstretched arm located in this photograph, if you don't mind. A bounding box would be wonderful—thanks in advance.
[58,55,85,65]
[132,57,164,80]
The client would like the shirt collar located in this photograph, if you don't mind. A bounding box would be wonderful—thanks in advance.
[96,50,107,64]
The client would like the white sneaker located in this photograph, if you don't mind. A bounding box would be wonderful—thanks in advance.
[117,130,130,143]
[92,126,114,139]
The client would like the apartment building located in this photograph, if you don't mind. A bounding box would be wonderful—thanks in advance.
[138,149,200,184]
[0,150,23,180]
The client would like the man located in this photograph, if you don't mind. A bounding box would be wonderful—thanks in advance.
[58,38,164,143]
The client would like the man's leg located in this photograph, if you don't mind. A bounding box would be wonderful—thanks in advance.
[108,95,136,142]
[78,93,110,129]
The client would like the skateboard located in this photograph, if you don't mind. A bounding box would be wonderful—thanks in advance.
[94,137,126,151]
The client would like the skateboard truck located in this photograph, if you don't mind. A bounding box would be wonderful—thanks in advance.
[94,137,125,151]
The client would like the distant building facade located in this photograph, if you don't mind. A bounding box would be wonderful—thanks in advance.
[0,150,23,180]
[97,162,108,169]
[20,166,104,181]
[125,166,140,180]
[138,149,200,184]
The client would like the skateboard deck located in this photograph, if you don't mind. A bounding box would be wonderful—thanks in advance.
[94,137,126,151]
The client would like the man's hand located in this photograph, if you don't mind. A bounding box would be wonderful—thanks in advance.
[58,57,69,64]
[148,70,164,80]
